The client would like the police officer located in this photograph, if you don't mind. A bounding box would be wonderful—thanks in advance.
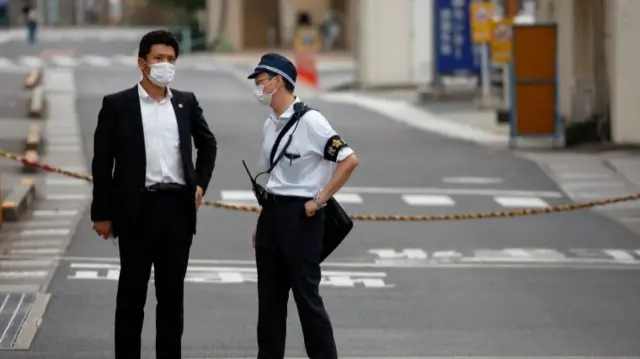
[247,53,359,359]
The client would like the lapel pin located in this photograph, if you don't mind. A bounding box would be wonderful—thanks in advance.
[178,103,183,108]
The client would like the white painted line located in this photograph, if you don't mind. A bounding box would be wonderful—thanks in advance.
[339,186,563,198]
[81,55,111,66]
[0,260,54,267]
[33,209,79,217]
[0,271,48,278]
[333,193,363,204]
[69,263,387,277]
[503,249,532,258]
[493,196,549,208]
[220,190,255,201]
[73,270,99,279]
[320,92,507,145]
[9,248,62,255]
[50,56,78,67]
[113,55,137,66]
[19,56,43,67]
[442,177,504,184]
[45,178,86,186]
[45,194,89,200]
[12,239,65,248]
[0,293,25,344]
[401,194,454,206]
[368,248,428,260]
[22,220,74,227]
[604,249,635,261]
[48,145,81,152]
[20,228,70,236]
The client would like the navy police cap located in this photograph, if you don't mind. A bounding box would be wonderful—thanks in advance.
[247,53,297,88]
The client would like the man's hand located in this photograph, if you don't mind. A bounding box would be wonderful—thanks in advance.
[304,200,320,217]
[93,221,113,239]
[252,231,256,248]
[195,186,204,210]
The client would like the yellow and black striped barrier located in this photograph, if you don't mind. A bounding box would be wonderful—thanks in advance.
[1,149,639,221]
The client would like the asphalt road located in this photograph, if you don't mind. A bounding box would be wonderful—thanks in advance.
[1,29,639,358]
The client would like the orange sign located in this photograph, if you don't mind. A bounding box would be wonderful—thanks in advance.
[470,2,494,43]
[491,18,513,64]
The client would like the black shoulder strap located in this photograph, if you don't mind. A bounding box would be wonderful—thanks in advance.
[268,102,310,170]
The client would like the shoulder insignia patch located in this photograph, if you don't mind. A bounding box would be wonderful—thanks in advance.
[324,135,348,162]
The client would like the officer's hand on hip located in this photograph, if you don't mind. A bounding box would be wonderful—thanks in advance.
[304,200,320,217]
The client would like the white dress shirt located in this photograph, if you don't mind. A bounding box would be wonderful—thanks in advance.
[259,97,354,197]
[138,83,185,187]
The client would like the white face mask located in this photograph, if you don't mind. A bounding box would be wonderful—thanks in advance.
[254,79,276,106]
[146,62,175,87]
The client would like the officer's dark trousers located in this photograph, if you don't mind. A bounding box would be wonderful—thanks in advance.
[115,189,193,359]
[255,195,338,359]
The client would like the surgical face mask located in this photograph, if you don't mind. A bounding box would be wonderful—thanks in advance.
[254,79,277,106]
[145,61,175,87]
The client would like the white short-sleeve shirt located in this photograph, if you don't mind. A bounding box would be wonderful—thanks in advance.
[259,97,354,197]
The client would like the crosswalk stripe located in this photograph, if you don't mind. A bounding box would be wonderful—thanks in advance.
[19,56,43,67]
[81,55,111,66]
[50,56,78,67]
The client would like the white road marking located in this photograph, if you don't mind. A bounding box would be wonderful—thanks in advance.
[220,190,256,201]
[68,264,391,288]
[11,239,65,248]
[45,194,89,200]
[603,249,635,261]
[22,220,74,227]
[368,249,428,260]
[81,55,111,66]
[9,248,62,255]
[0,293,26,344]
[20,228,70,236]
[340,186,563,198]
[113,55,137,66]
[33,209,79,217]
[333,193,363,204]
[557,172,614,180]
[19,56,43,67]
[441,177,504,184]
[493,196,549,208]
[45,178,86,186]
[47,145,82,152]
[0,271,48,278]
[0,259,54,267]
[401,194,454,206]
[50,56,78,67]
[502,249,532,258]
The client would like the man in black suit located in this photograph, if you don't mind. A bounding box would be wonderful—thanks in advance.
[91,30,217,359]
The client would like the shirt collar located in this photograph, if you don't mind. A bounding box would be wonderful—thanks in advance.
[269,96,302,124]
[137,82,173,102]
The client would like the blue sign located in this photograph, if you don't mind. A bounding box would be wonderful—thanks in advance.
[434,0,481,75]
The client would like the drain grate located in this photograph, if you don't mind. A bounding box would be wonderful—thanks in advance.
[0,292,36,349]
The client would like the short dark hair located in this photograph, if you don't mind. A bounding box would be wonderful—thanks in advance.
[138,30,180,60]
[266,72,295,93]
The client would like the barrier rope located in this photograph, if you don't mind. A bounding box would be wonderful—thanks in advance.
[2,149,640,221]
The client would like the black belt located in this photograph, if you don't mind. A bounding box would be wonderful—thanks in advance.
[264,193,311,204]
[144,183,188,193]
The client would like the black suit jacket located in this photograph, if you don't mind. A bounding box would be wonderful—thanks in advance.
[90,85,217,236]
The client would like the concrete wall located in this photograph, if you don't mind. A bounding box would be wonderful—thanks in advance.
[206,0,242,50]
[355,0,413,88]
[607,0,640,143]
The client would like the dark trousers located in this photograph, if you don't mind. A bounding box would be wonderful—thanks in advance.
[115,190,193,359]
[26,20,36,44]
[255,196,338,359]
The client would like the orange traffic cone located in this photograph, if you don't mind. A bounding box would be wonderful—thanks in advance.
[294,53,319,89]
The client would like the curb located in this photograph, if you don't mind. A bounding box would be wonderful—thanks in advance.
[23,125,41,173]
[1,178,37,222]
